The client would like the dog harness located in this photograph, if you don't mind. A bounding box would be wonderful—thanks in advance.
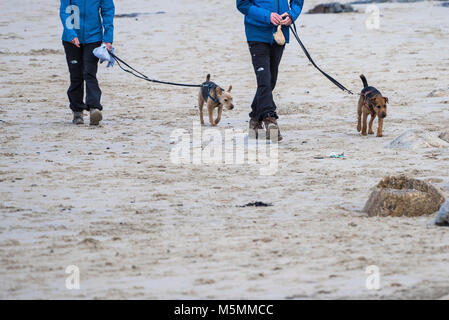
[201,82,222,105]
[361,87,379,114]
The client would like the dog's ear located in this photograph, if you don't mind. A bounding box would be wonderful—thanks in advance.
[215,87,224,96]
[227,85,232,93]
[370,97,377,105]
[206,74,211,82]
[383,97,389,104]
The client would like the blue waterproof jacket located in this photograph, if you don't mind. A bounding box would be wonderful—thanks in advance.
[236,0,304,44]
[60,0,115,44]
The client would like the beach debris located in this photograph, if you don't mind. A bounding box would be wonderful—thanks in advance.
[273,25,286,46]
[364,175,446,217]
[440,2,449,7]
[308,2,356,14]
[78,238,101,248]
[438,131,449,143]
[115,11,166,18]
[429,200,449,227]
[313,152,344,159]
[385,129,449,150]
[329,152,345,159]
[239,202,273,207]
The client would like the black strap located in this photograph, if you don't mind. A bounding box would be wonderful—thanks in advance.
[289,22,353,95]
[109,52,202,88]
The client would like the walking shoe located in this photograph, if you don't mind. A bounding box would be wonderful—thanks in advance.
[249,117,264,139]
[89,108,103,126]
[72,111,84,125]
[263,116,283,142]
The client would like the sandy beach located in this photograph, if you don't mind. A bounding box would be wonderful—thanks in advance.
[1,0,449,299]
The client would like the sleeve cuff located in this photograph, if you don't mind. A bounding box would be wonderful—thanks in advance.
[287,10,299,22]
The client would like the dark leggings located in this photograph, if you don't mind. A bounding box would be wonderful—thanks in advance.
[248,41,285,121]
[63,41,102,112]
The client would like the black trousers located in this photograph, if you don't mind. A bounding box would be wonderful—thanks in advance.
[248,41,285,122]
[63,41,102,112]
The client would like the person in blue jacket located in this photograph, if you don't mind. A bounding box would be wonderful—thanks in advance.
[59,0,115,125]
[236,0,303,141]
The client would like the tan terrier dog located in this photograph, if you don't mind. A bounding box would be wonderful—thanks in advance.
[198,74,234,126]
[357,74,389,137]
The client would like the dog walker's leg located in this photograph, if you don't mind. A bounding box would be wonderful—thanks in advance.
[215,106,223,125]
[368,113,376,135]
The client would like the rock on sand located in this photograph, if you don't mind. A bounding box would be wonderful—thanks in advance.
[308,3,355,14]
[385,129,449,149]
[364,175,446,217]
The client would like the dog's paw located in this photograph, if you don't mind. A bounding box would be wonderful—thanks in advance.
[376,134,383,137]
[368,131,374,135]
[361,132,368,136]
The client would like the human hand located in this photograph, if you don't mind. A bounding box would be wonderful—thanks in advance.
[71,37,80,48]
[105,42,112,51]
[280,13,292,26]
[270,12,283,26]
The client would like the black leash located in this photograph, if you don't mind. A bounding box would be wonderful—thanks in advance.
[109,52,202,88]
[289,22,354,95]
[108,26,353,95]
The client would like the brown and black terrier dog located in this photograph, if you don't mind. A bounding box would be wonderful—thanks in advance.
[198,74,234,126]
[357,74,389,137]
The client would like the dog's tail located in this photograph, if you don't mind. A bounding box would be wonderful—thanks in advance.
[206,74,211,82]
[360,74,368,88]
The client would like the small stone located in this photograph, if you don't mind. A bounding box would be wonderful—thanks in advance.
[427,88,448,97]
[432,200,449,227]
[439,131,449,143]
[308,2,355,14]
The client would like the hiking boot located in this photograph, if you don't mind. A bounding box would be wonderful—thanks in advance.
[72,111,84,125]
[249,117,264,139]
[89,108,103,126]
[263,116,283,142]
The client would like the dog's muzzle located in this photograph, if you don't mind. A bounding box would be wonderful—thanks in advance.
[381,112,387,118]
